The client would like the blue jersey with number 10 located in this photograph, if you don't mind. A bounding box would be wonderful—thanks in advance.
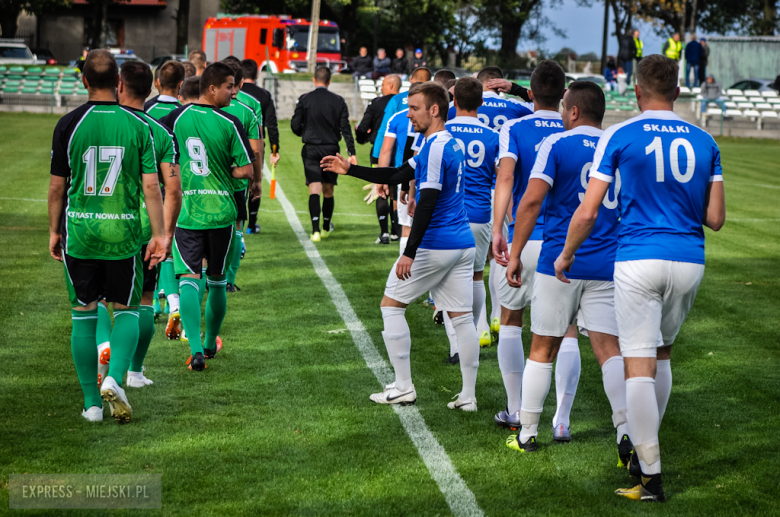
[590,110,723,265]
[531,125,619,281]
[445,116,500,224]
[415,131,475,250]
[499,110,565,243]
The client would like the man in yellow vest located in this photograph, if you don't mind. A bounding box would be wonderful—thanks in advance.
[663,32,682,61]
[633,30,643,61]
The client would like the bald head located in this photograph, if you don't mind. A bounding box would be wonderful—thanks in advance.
[383,74,401,95]
[83,49,118,91]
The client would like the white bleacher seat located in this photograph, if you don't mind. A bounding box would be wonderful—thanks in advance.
[744,89,761,97]
[358,79,375,86]
[731,96,748,102]
[360,92,377,100]
[724,101,738,108]
[401,81,411,87]
[761,90,778,98]
[725,109,743,117]
[743,109,761,117]
[692,87,701,94]
[399,86,409,93]
[679,86,691,94]
[375,79,383,87]
[706,107,723,115]
[761,110,779,118]
[754,103,773,110]
[737,102,755,109]
[359,84,376,93]
[726,89,742,96]
[748,97,764,104]
[768,98,780,104]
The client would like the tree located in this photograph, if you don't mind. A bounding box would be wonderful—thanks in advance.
[0,0,69,40]
[477,0,542,65]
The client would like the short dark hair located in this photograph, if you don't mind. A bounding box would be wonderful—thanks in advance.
[444,78,456,91]
[83,49,118,90]
[119,61,152,99]
[188,50,207,68]
[200,62,234,95]
[636,54,679,102]
[314,66,331,84]
[410,67,432,83]
[530,59,566,108]
[476,66,503,84]
[241,59,258,81]
[408,81,449,120]
[565,81,605,123]
[158,60,185,91]
[453,76,482,112]
[182,61,196,78]
[433,69,456,85]
[220,57,243,84]
[179,76,200,100]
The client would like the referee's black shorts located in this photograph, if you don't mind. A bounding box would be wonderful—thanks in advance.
[302,143,339,186]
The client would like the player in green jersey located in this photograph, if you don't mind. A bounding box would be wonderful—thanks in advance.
[118,61,183,387]
[160,62,258,371]
[48,50,166,423]
[221,57,263,292]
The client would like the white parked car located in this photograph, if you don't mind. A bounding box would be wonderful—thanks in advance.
[0,39,37,65]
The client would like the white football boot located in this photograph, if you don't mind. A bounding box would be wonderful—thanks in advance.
[100,376,132,423]
[369,383,417,406]
[447,394,478,412]
[81,405,104,422]
[126,368,154,388]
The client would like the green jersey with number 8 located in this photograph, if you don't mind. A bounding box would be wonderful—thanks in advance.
[160,103,255,229]
[221,98,259,192]
[50,101,158,260]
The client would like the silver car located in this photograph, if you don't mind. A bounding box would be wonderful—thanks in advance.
[0,39,37,65]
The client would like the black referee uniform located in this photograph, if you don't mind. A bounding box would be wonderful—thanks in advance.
[291,84,355,236]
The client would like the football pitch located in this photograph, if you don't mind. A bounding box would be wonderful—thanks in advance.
[1,111,778,516]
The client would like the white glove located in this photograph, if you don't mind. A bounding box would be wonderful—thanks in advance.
[363,184,379,205]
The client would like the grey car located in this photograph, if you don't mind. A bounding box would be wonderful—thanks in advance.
[729,78,778,93]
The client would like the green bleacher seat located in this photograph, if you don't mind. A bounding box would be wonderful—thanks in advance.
[618,104,635,111]
[21,87,38,94]
[26,66,43,74]
[4,80,21,88]
[9,66,24,73]
[41,75,59,82]
[63,67,79,75]
[61,76,78,83]
[39,88,54,95]
[6,74,23,81]
[604,104,617,110]
[0,66,7,73]
[2,88,19,94]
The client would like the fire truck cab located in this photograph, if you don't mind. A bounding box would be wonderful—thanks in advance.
[203,14,344,74]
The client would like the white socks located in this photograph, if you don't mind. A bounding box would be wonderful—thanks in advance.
[601,355,630,443]
[473,280,489,335]
[399,236,408,257]
[656,359,672,422]
[381,307,413,391]
[488,259,501,321]
[450,313,479,400]
[626,377,661,475]
[497,325,524,413]
[443,312,459,357]
[553,337,580,428]
[519,360,553,442]
[166,293,180,314]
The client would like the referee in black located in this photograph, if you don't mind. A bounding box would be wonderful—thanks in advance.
[291,66,356,242]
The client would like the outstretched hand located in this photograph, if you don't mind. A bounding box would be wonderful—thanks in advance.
[485,78,512,93]
[320,153,351,175]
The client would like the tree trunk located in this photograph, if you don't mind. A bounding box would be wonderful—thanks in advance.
[499,20,521,64]
[100,0,110,47]
[175,0,189,54]
[762,0,777,35]
[601,0,608,72]
[0,5,20,39]
[689,0,698,34]
[89,0,103,48]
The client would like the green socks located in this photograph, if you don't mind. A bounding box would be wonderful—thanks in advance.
[130,305,155,372]
[96,302,112,346]
[179,278,203,355]
[160,259,178,300]
[197,266,207,306]
[106,308,140,386]
[205,276,228,351]
[71,308,102,410]
[226,230,242,285]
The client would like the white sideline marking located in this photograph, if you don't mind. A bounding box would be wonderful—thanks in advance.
[265,170,484,517]
[0,196,47,202]
[259,207,375,218]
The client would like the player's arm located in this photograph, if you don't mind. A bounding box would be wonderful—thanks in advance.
[320,154,414,185]
[249,137,264,200]
[263,92,280,152]
[339,99,357,164]
[229,118,257,180]
[159,163,181,244]
[355,101,375,145]
[492,156,515,265]
[378,135,396,167]
[507,179,550,287]
[704,181,725,231]
[290,98,305,137]
[47,175,66,261]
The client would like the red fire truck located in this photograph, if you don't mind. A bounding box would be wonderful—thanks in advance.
[203,14,344,74]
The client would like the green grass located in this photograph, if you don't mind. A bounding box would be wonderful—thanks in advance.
[0,113,778,516]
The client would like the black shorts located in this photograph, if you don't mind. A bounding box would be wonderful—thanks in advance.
[173,225,234,277]
[302,144,339,186]
[141,244,160,293]
[233,189,248,221]
[64,252,143,307]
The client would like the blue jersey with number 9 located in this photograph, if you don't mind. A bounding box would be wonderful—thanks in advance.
[445,116,500,224]
[590,110,723,264]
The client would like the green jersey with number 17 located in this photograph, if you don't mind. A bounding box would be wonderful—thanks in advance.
[50,101,158,260]
[160,103,255,229]
[221,98,260,192]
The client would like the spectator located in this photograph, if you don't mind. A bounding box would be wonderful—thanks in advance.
[351,46,373,78]
[684,33,702,88]
[373,48,391,79]
[411,48,426,70]
[698,37,709,85]
[390,48,408,77]
[633,29,644,62]
[188,50,207,76]
[74,47,89,73]
[603,58,617,91]
[663,32,682,61]
[700,75,726,113]
[618,29,637,84]
[773,75,780,91]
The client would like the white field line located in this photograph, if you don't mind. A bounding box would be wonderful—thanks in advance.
[0,196,47,202]
[259,207,375,218]
[264,169,484,517]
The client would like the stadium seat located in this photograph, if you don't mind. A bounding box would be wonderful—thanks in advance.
[3,80,21,88]
[38,87,54,95]
[0,65,6,74]
[63,67,80,75]
[725,109,743,117]
[754,102,773,110]
[731,96,748,103]
[706,107,723,115]
[358,79,374,86]
[768,98,780,105]
[724,101,737,109]
[402,80,411,88]
[399,86,409,93]
[744,89,761,97]
[761,110,779,118]
[21,87,37,94]
[618,104,634,111]
[359,84,376,93]
[25,66,43,76]
[679,86,691,94]
[761,90,778,98]
[360,92,376,100]
[692,87,701,94]
[9,66,24,73]
[60,76,78,83]
[6,74,23,81]
[726,88,742,96]
[748,97,763,104]
[1,88,19,94]
[743,109,761,118]
[604,104,617,110]
[737,102,754,109]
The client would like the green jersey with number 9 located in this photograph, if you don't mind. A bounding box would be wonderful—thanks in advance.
[221,98,260,192]
[160,103,255,229]
[50,101,158,260]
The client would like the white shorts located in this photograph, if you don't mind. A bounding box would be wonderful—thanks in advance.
[384,248,475,311]
[614,260,705,358]
[531,273,618,338]
[397,185,413,227]
[470,222,492,273]
[496,240,542,311]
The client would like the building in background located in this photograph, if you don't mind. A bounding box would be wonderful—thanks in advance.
[706,36,780,89]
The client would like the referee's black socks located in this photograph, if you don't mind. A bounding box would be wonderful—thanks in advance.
[322,196,334,232]
[376,196,390,234]
[309,194,321,233]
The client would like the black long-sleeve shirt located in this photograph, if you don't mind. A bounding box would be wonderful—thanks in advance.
[355,93,394,149]
[508,82,532,103]
[291,86,356,155]
[241,82,280,150]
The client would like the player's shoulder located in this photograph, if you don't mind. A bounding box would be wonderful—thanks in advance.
[389,108,408,123]
[213,106,244,128]
[143,96,159,111]
[241,82,268,100]
[142,111,175,136]
[55,102,94,129]
[119,105,154,131]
